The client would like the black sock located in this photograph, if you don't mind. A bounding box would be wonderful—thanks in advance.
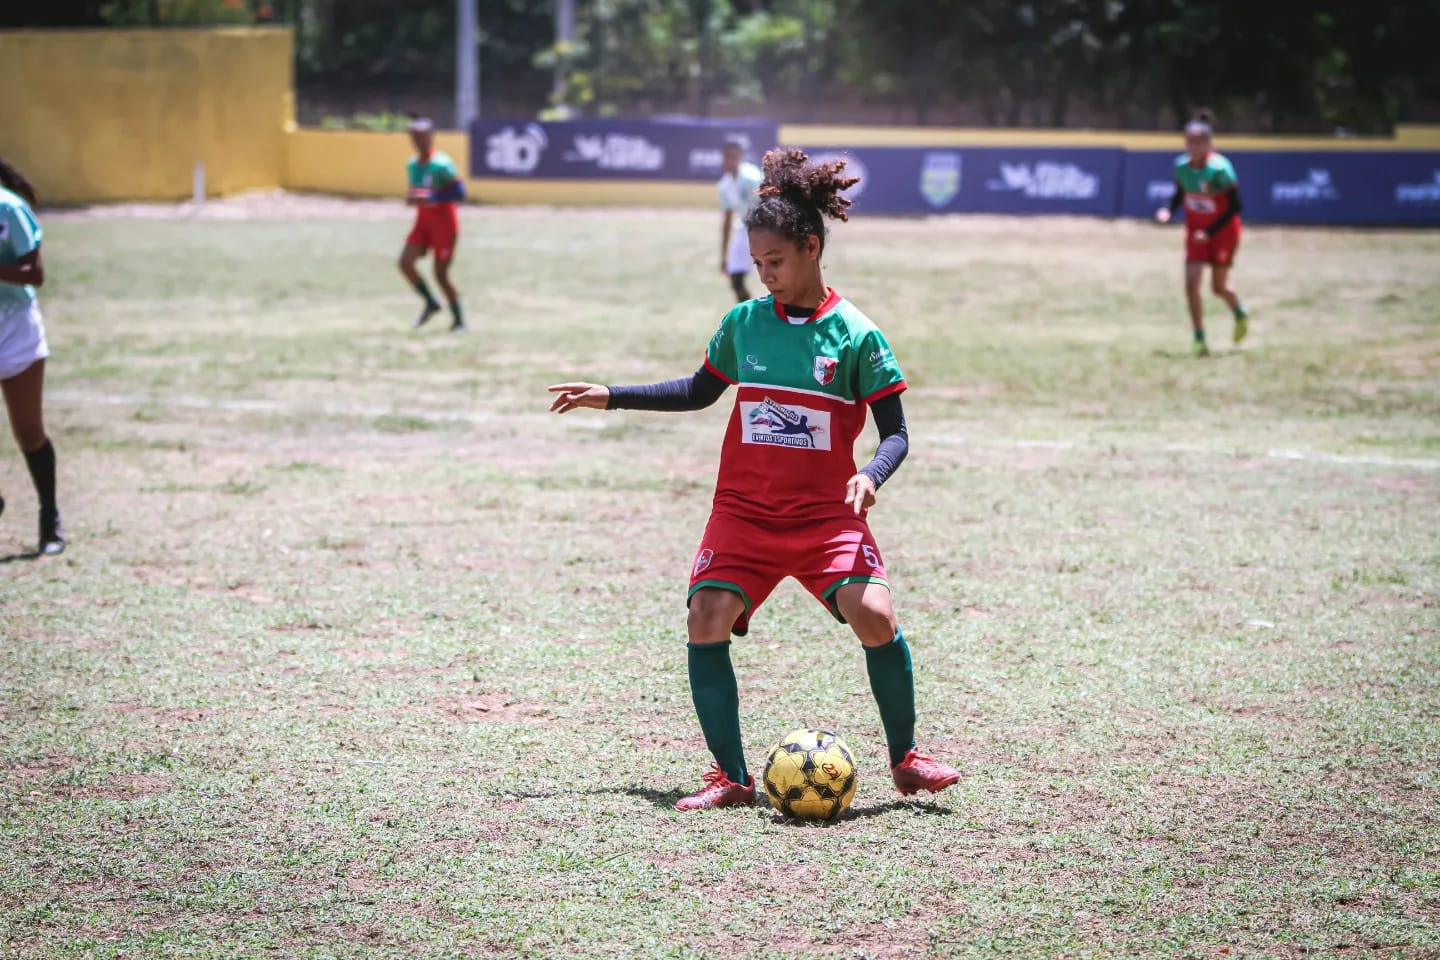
[413,279,440,308]
[24,440,56,514]
[728,273,750,302]
[449,299,464,325]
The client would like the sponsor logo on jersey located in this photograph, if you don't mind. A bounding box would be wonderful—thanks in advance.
[741,397,831,451]
[985,162,1098,200]
[484,124,548,175]
[694,548,714,575]
[867,348,894,375]
[1271,169,1339,204]
[566,134,664,172]
[920,152,962,208]
[739,354,768,373]
[813,356,838,386]
[1395,171,1440,205]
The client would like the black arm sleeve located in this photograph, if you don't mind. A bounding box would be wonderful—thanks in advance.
[858,393,909,489]
[605,364,729,412]
[1204,186,1242,236]
[1168,179,1184,214]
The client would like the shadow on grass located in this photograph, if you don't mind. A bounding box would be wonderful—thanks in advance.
[499,786,953,825]
[1150,347,1242,361]
[0,550,42,564]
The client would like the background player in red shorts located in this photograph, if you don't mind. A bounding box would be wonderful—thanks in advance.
[549,148,961,812]
[1156,110,1249,357]
[398,118,466,332]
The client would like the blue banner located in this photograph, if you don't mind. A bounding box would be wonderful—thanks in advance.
[471,118,779,181]
[1124,150,1440,225]
[789,146,1125,216]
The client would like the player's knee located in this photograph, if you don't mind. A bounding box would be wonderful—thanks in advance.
[11,419,45,452]
[688,588,740,635]
[1211,278,1229,296]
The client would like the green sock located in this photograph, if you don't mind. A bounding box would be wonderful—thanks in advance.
[865,629,916,768]
[449,299,464,325]
[1233,303,1247,320]
[687,642,748,784]
[1193,327,1206,343]
[412,279,439,308]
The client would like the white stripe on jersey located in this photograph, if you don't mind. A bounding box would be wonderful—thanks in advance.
[737,381,857,405]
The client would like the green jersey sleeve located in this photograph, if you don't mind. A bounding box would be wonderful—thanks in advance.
[855,326,906,402]
[704,311,740,383]
[0,198,41,258]
[430,152,459,185]
[1212,155,1237,190]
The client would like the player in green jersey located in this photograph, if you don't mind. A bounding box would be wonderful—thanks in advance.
[550,149,961,812]
[1155,110,1248,356]
[0,156,64,555]
[399,119,466,332]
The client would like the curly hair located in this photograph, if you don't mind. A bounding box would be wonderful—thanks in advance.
[743,148,860,257]
[0,155,37,208]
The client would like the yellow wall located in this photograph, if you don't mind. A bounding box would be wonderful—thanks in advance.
[0,28,293,205]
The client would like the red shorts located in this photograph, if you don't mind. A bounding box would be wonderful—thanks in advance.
[687,512,889,636]
[406,204,459,262]
[1186,219,1241,266]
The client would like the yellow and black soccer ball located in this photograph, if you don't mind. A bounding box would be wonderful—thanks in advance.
[762,728,858,820]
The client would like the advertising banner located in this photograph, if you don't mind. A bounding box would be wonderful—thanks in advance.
[470,118,779,181]
[790,146,1125,216]
[1123,150,1440,225]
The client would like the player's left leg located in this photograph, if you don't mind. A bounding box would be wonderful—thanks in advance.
[832,581,960,797]
[727,272,750,302]
[1209,227,1247,345]
[1,359,62,554]
[433,255,464,333]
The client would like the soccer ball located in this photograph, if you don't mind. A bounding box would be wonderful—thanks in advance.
[762,728,858,820]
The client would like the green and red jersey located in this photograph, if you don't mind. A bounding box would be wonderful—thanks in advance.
[703,289,906,522]
[407,150,460,207]
[1174,152,1238,231]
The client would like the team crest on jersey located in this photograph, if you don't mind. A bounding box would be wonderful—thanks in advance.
[694,548,714,575]
[742,397,831,451]
[813,356,838,386]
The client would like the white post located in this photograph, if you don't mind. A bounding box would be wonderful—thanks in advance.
[553,0,576,116]
[192,161,206,206]
[455,0,479,130]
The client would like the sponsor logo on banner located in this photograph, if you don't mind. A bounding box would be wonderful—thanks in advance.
[1271,169,1339,204]
[1147,179,1175,202]
[810,153,867,200]
[484,124,548,175]
[566,134,665,171]
[985,162,1099,200]
[813,356,838,386]
[742,397,830,450]
[1396,171,1440,205]
[689,132,757,175]
[919,152,962,208]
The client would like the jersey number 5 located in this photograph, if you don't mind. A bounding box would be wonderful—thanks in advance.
[862,545,881,568]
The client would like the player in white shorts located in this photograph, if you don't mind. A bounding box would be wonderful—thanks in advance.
[717,140,763,302]
[0,155,63,555]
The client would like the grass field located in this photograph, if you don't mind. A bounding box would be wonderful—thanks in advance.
[1,198,1437,959]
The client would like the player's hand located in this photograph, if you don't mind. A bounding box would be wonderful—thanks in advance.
[547,382,610,414]
[844,473,877,515]
[1192,229,1208,243]
[1154,207,1171,224]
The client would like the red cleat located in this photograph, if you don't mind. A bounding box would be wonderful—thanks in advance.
[890,749,961,796]
[675,764,756,811]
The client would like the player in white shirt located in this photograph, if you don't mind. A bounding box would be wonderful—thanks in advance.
[717,141,763,302]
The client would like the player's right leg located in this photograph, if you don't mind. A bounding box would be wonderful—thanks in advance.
[1184,261,1208,356]
[1,358,62,555]
[398,241,440,328]
[728,272,750,302]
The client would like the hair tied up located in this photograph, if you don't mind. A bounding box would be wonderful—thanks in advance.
[757,148,860,223]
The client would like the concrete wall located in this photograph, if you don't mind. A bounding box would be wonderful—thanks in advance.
[0,27,293,204]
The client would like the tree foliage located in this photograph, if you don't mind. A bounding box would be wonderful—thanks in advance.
[4,0,1438,131]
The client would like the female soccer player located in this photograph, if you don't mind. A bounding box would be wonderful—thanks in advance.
[1156,110,1249,357]
[0,155,63,555]
[399,118,467,332]
[717,140,763,302]
[549,149,961,812]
